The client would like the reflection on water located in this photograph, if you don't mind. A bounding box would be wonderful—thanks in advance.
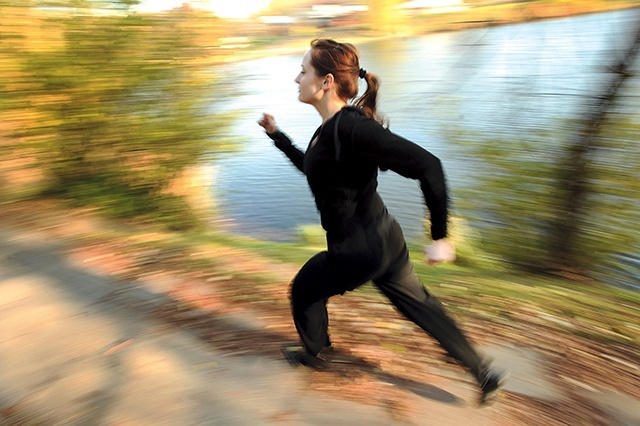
[213,9,639,244]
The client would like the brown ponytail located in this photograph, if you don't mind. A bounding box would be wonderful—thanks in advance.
[354,70,382,123]
[309,38,383,123]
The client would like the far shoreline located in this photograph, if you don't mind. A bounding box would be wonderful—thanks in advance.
[213,2,639,65]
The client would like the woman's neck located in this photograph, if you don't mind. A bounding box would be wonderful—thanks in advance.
[317,99,347,124]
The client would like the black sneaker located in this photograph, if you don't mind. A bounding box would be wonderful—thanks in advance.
[479,370,508,406]
[296,351,330,370]
[282,345,329,371]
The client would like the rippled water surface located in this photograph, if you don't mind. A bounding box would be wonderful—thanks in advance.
[212,9,639,244]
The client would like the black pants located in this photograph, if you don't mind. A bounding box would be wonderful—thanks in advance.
[290,217,484,378]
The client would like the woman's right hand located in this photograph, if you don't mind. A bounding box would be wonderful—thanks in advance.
[258,113,277,134]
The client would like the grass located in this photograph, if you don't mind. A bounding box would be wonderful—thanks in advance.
[133,216,639,352]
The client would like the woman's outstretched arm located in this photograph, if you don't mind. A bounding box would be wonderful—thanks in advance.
[259,113,305,174]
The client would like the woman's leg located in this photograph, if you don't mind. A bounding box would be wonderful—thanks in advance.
[374,248,507,404]
[372,248,485,378]
[290,251,363,356]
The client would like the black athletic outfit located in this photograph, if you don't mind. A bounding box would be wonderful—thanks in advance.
[267,106,485,378]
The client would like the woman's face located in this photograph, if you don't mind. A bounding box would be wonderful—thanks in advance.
[295,50,325,105]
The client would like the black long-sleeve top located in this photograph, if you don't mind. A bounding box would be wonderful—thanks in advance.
[267,106,449,244]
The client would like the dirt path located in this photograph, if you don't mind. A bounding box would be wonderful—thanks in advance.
[1,199,639,425]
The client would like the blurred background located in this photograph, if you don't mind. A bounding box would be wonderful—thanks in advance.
[1,2,640,424]
[1,0,639,288]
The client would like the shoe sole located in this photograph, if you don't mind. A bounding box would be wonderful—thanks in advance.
[281,344,305,367]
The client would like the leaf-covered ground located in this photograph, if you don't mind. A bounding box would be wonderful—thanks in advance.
[1,199,638,425]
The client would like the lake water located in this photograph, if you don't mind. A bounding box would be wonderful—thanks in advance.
[211,8,640,250]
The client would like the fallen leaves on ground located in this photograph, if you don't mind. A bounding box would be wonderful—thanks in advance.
[1,199,638,425]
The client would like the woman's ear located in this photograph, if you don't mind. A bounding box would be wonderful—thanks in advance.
[322,73,335,90]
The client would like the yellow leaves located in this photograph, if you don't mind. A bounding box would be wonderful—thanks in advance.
[1,7,65,52]
[374,321,405,331]
[28,93,73,107]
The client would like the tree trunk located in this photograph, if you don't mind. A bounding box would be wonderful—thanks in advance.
[550,15,640,273]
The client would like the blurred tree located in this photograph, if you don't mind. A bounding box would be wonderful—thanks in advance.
[549,18,640,275]
[368,0,403,34]
[0,1,233,229]
[451,16,640,279]
[450,129,561,270]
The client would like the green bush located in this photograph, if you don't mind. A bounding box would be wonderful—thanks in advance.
[1,4,234,230]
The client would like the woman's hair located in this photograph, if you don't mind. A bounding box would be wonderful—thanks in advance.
[309,38,382,123]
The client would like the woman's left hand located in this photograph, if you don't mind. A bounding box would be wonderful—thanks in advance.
[425,239,456,265]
